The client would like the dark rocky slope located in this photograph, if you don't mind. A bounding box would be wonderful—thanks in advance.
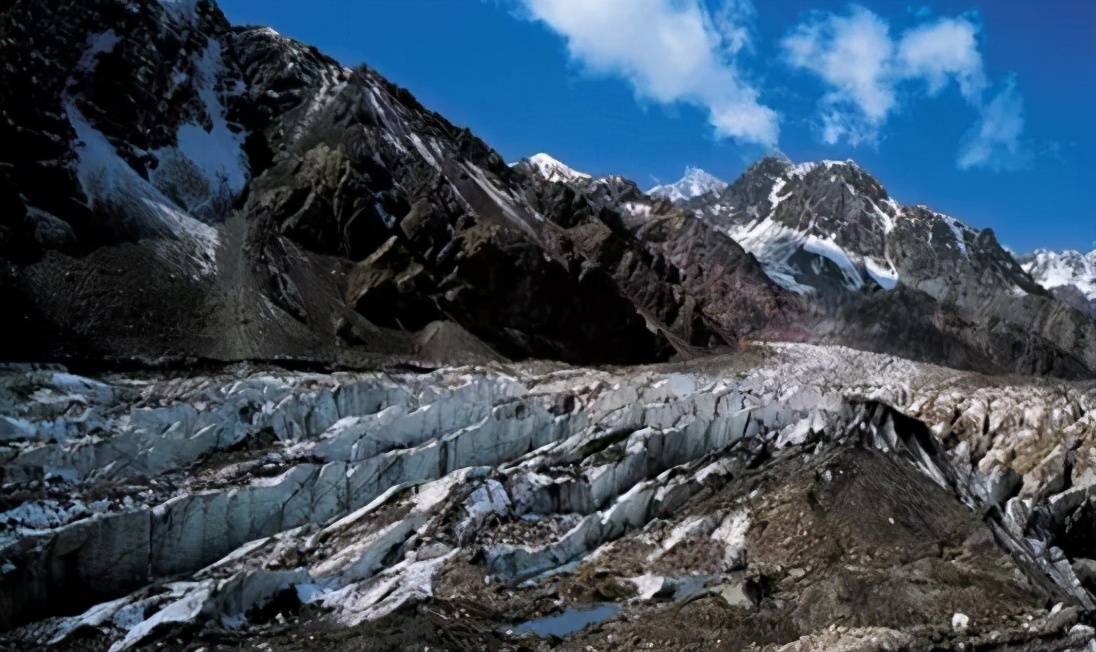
[0,0,680,366]
[0,0,804,369]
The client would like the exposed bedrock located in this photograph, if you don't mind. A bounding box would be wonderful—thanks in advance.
[2,344,1096,648]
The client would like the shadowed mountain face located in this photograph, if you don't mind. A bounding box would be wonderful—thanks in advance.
[0,0,805,368]
[2,0,1095,378]
[0,0,668,366]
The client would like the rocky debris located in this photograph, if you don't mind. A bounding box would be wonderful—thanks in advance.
[1,343,1095,648]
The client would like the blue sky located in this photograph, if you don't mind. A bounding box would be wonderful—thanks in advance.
[218,0,1095,253]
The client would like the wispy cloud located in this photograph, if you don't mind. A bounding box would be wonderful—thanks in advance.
[782,6,894,145]
[957,75,1030,171]
[781,5,1025,170]
[517,0,779,147]
[510,1,1030,171]
[897,16,986,101]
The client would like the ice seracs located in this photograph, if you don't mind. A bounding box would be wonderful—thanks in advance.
[647,166,728,202]
[4,343,1096,648]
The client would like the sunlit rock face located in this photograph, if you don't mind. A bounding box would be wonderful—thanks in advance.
[2,343,1095,649]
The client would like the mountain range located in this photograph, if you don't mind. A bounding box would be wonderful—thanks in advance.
[1020,249,1096,316]
[5,1,1096,649]
[3,0,1091,378]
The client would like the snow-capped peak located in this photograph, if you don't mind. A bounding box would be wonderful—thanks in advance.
[1022,248,1096,300]
[521,152,591,183]
[648,167,727,202]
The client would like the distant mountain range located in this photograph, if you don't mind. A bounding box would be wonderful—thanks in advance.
[648,166,727,202]
[2,0,1094,378]
[1019,249,1096,316]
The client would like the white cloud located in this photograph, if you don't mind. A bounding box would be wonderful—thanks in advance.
[711,0,757,57]
[897,17,986,101]
[519,0,779,147]
[782,6,894,145]
[781,5,1012,163]
[957,76,1030,170]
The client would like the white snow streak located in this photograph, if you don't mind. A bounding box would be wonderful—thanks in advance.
[67,102,219,277]
[150,40,249,216]
[77,30,121,72]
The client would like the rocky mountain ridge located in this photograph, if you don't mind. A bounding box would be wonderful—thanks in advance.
[677,155,1096,377]
[1,0,1094,382]
[1021,249,1096,316]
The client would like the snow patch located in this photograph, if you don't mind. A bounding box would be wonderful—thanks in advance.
[868,199,896,234]
[767,177,791,214]
[461,161,543,240]
[803,235,864,290]
[67,102,219,277]
[77,30,121,72]
[724,216,817,294]
[939,214,969,257]
[150,40,249,217]
[407,133,440,170]
[1023,249,1096,300]
[523,153,590,183]
[864,257,899,290]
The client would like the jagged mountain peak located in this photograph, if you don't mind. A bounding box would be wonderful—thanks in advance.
[743,156,882,193]
[1021,248,1096,305]
[647,166,727,202]
[518,152,591,183]
[691,154,1029,302]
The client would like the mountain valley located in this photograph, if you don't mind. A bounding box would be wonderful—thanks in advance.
[2,1,1096,649]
